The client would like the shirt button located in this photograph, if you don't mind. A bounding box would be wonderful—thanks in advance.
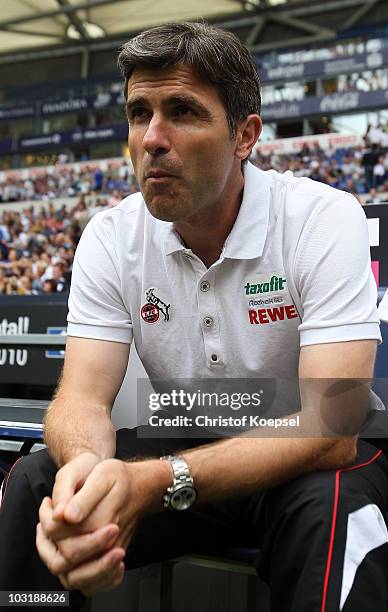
[200,281,210,292]
[211,354,218,362]
[203,316,214,328]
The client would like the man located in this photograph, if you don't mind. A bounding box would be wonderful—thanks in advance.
[1,22,387,611]
[52,261,70,293]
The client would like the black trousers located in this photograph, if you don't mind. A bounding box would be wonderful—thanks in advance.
[1,431,388,611]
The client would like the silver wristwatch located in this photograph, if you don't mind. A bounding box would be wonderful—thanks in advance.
[160,454,197,511]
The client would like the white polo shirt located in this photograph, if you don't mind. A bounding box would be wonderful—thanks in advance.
[67,162,380,382]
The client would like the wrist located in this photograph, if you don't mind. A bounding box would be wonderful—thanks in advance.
[60,449,103,468]
[126,459,173,514]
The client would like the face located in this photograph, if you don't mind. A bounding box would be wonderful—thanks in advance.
[126,64,241,223]
[53,265,61,279]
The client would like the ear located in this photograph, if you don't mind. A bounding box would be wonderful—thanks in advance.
[234,114,262,161]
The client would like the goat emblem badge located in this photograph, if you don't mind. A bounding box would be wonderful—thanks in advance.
[141,287,171,324]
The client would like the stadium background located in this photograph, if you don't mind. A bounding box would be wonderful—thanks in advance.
[0,0,388,610]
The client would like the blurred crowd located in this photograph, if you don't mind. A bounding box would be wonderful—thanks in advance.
[0,160,137,204]
[0,159,141,294]
[253,126,388,205]
[0,198,106,295]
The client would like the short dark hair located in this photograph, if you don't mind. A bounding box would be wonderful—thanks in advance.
[117,21,261,138]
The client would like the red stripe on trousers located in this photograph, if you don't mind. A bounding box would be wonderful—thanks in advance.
[321,448,383,612]
[0,457,23,509]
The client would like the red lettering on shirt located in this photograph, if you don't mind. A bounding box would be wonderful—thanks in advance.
[285,305,298,319]
[248,310,258,324]
[248,305,299,324]
[267,307,285,322]
[257,309,269,324]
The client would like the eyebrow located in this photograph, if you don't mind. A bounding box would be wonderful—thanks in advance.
[126,94,212,120]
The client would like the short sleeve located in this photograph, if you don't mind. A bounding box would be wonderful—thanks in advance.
[294,193,381,346]
[378,289,388,322]
[67,212,133,344]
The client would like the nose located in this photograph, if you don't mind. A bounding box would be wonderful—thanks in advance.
[142,115,171,156]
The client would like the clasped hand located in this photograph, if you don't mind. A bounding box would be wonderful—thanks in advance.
[36,453,145,596]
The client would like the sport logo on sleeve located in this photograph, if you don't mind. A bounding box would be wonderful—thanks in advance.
[141,287,171,324]
[244,273,299,325]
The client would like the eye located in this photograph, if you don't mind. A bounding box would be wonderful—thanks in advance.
[174,105,195,117]
[128,107,149,122]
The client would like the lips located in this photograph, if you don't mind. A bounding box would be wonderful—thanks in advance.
[145,169,177,180]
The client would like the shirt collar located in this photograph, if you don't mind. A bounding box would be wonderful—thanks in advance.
[163,221,186,256]
[222,162,271,260]
[162,161,271,259]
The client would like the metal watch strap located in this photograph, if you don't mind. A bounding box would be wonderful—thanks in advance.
[160,454,195,508]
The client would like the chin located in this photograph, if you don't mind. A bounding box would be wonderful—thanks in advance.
[148,207,181,222]
[144,196,185,222]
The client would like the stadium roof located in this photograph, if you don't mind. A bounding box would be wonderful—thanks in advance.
[0,0,384,59]
[0,0,309,55]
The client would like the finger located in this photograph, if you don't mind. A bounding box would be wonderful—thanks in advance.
[39,497,86,540]
[81,562,125,597]
[58,572,70,590]
[110,523,134,554]
[80,558,125,597]
[52,467,82,515]
[52,500,67,521]
[36,523,71,576]
[39,497,65,539]
[52,453,101,514]
[63,464,116,524]
[57,524,120,566]
[64,547,126,593]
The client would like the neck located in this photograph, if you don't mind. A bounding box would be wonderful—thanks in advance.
[174,168,245,268]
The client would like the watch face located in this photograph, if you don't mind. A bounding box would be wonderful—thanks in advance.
[170,486,197,510]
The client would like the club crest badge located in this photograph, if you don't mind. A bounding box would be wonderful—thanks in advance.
[140,287,171,324]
